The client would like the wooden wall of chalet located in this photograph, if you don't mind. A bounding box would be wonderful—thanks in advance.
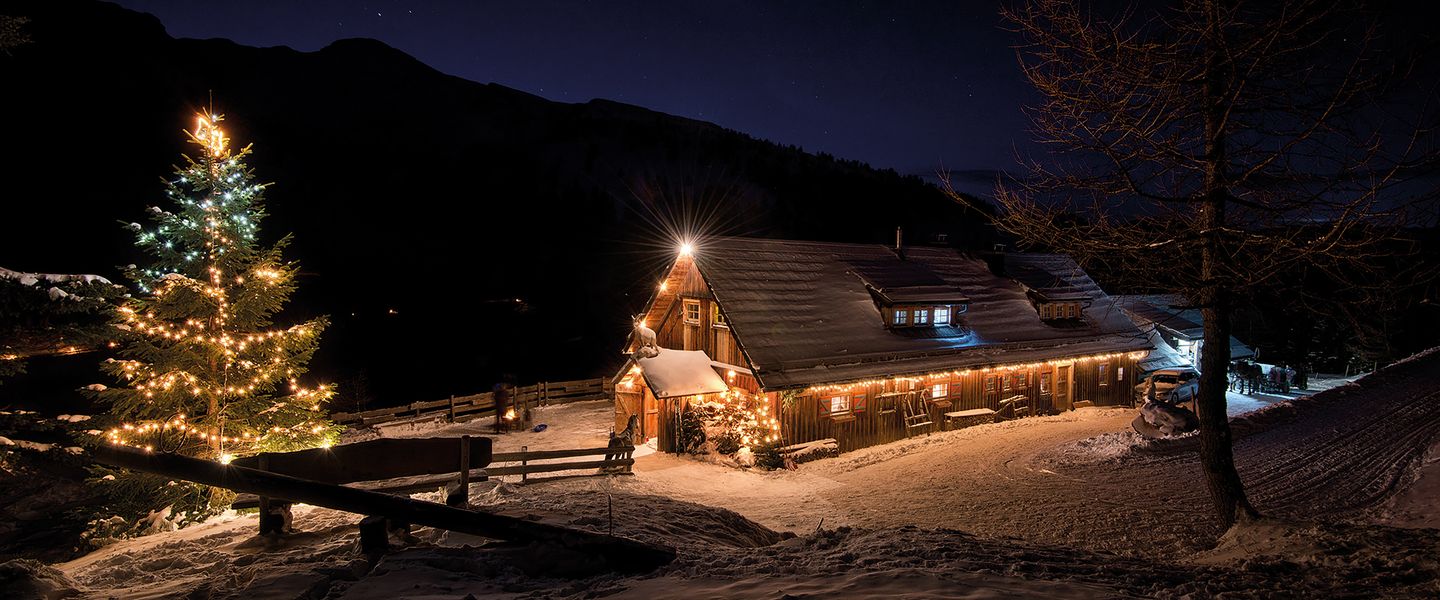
[652,264,748,368]
[781,354,1141,453]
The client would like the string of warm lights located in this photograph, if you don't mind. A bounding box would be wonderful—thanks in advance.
[802,350,1150,395]
[694,386,783,451]
[99,112,335,459]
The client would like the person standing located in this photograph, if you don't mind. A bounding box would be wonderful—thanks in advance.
[493,379,511,434]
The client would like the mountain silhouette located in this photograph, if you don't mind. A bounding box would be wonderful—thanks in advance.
[0,0,993,406]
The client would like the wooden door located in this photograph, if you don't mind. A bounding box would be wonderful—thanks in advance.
[643,387,660,443]
[1054,364,1073,411]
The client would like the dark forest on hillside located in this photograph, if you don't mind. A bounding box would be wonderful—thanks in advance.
[0,0,994,408]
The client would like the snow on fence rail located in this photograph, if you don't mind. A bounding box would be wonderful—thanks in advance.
[331,377,614,427]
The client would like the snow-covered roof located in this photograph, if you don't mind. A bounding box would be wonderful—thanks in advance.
[691,238,1150,389]
[638,349,730,399]
[1114,295,1254,359]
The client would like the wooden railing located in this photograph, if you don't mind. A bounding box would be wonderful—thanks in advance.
[488,445,635,483]
[332,377,615,427]
[366,444,637,490]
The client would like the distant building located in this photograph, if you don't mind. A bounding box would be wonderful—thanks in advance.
[614,237,1151,454]
[1113,294,1255,374]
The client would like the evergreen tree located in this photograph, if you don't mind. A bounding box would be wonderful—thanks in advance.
[94,113,336,459]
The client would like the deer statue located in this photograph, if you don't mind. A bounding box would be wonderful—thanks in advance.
[633,317,659,358]
[604,414,640,472]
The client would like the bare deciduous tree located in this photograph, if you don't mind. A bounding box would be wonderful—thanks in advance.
[958,0,1438,527]
[0,15,31,54]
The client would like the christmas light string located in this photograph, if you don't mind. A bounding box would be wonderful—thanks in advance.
[802,350,1151,395]
[100,113,334,456]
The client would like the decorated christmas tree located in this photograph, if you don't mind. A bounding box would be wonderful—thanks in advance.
[93,113,336,461]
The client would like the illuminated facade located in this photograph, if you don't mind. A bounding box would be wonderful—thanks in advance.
[616,238,1151,454]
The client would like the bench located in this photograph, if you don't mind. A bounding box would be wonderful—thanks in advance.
[997,394,1032,419]
[944,408,997,429]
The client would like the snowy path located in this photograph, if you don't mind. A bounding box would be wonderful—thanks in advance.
[41,354,1440,598]
[613,353,1440,560]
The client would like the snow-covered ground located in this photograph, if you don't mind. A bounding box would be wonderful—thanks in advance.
[17,354,1440,598]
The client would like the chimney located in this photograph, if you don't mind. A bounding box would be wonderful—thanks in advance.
[894,226,906,260]
[983,243,1006,276]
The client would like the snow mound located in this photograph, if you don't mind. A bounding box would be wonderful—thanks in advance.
[1194,519,1440,597]
[1051,430,1153,464]
[0,559,82,599]
[0,266,112,287]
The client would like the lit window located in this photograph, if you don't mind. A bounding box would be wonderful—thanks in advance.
[683,299,701,324]
[1117,366,1125,382]
[828,395,851,414]
[985,376,998,393]
[931,383,948,399]
[711,304,728,328]
[1040,373,1051,394]
[1040,304,1051,320]
[914,308,929,325]
[1065,303,1077,319]
[935,306,951,325]
[894,309,909,326]
[1098,363,1110,386]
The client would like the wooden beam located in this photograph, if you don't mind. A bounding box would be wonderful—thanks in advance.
[487,458,632,478]
[232,437,492,484]
[92,445,674,573]
[491,445,631,462]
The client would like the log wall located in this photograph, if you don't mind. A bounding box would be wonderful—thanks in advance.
[780,354,1140,453]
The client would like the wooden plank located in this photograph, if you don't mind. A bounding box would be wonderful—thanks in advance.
[491,445,627,462]
[339,378,611,427]
[232,437,493,484]
[945,408,997,418]
[487,458,633,477]
[93,445,672,573]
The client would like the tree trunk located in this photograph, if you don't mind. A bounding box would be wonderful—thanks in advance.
[1197,0,1259,528]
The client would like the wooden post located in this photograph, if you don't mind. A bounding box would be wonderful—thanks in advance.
[359,515,389,554]
[448,395,456,423]
[448,435,471,507]
[256,454,281,535]
[521,445,528,484]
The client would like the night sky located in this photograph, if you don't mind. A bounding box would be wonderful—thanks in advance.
[112,1,1037,182]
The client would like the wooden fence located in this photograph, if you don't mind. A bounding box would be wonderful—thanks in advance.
[487,445,635,483]
[333,377,614,427]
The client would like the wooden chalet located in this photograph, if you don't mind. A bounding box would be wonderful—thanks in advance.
[614,237,1151,454]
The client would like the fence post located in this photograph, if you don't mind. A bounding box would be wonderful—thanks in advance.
[521,445,528,484]
[448,435,471,507]
[448,395,456,423]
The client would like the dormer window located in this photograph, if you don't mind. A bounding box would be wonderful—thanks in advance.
[887,304,967,331]
[1038,301,1083,322]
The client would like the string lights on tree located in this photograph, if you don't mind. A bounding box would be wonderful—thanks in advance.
[89,112,337,459]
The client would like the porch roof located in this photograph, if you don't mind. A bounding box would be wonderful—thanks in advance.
[637,348,729,399]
